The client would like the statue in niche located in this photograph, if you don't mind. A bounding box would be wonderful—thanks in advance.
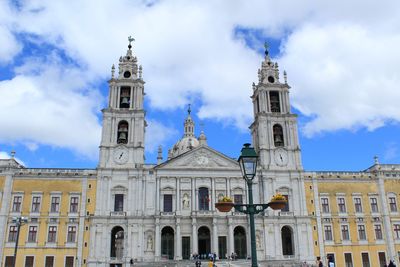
[147,235,153,250]
[182,193,190,209]
[256,235,261,249]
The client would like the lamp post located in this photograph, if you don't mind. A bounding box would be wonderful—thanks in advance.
[11,216,28,267]
[215,144,286,267]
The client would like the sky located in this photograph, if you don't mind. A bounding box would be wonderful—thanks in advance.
[0,0,399,171]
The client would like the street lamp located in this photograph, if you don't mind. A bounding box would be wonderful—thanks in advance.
[215,143,286,267]
[11,216,28,267]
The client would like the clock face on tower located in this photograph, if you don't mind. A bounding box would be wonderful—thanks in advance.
[274,148,288,166]
[113,147,129,165]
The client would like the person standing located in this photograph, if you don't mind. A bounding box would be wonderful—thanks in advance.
[316,256,323,267]
[388,260,396,267]
[328,256,334,267]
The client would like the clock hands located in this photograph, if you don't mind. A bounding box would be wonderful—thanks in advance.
[119,152,124,159]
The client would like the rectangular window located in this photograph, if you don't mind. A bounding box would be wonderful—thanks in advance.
[114,194,124,212]
[344,253,353,267]
[234,194,243,204]
[70,196,79,213]
[379,252,387,267]
[28,226,37,242]
[394,224,400,239]
[324,225,333,241]
[5,256,14,267]
[375,224,383,240]
[12,196,22,212]
[48,226,57,243]
[321,197,330,213]
[341,225,350,240]
[67,226,77,242]
[338,197,346,213]
[31,196,41,212]
[65,256,74,267]
[45,256,54,267]
[370,198,379,213]
[8,225,17,242]
[354,197,363,213]
[389,197,397,212]
[199,188,209,211]
[163,194,173,212]
[358,225,366,240]
[361,252,370,267]
[50,196,60,213]
[24,256,34,267]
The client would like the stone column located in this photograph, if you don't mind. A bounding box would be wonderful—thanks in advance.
[192,218,198,254]
[155,218,161,260]
[177,178,181,212]
[228,218,234,256]
[176,218,182,260]
[192,179,196,211]
[211,178,216,211]
[156,177,160,212]
[212,218,219,256]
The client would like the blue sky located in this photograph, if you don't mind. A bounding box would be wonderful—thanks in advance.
[0,0,399,171]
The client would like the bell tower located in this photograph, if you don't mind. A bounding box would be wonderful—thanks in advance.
[99,37,145,168]
[250,44,302,170]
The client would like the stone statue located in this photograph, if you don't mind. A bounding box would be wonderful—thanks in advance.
[256,235,261,249]
[147,235,153,250]
[183,193,190,209]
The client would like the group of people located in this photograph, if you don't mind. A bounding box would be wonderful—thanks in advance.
[315,256,335,267]
[315,256,397,267]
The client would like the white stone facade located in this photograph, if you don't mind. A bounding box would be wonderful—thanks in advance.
[87,43,315,266]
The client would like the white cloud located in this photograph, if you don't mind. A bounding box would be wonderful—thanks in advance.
[0,0,399,160]
[145,120,178,153]
[279,23,400,136]
[0,55,103,159]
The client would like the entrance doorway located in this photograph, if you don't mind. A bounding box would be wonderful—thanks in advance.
[218,236,227,259]
[198,226,211,257]
[234,226,247,259]
[281,226,294,256]
[182,236,191,259]
[161,226,174,260]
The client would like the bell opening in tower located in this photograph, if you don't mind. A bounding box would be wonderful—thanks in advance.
[119,86,131,108]
[269,91,281,113]
[117,121,129,144]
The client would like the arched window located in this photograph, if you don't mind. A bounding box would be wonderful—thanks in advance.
[111,226,124,259]
[198,187,209,211]
[281,226,294,256]
[273,124,284,147]
[117,121,129,144]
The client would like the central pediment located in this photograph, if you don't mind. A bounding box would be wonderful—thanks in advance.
[156,146,239,169]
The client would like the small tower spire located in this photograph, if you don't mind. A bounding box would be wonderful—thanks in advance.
[128,36,135,50]
[111,64,115,78]
[10,150,15,159]
[264,42,269,58]
[184,104,195,137]
[157,145,163,164]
